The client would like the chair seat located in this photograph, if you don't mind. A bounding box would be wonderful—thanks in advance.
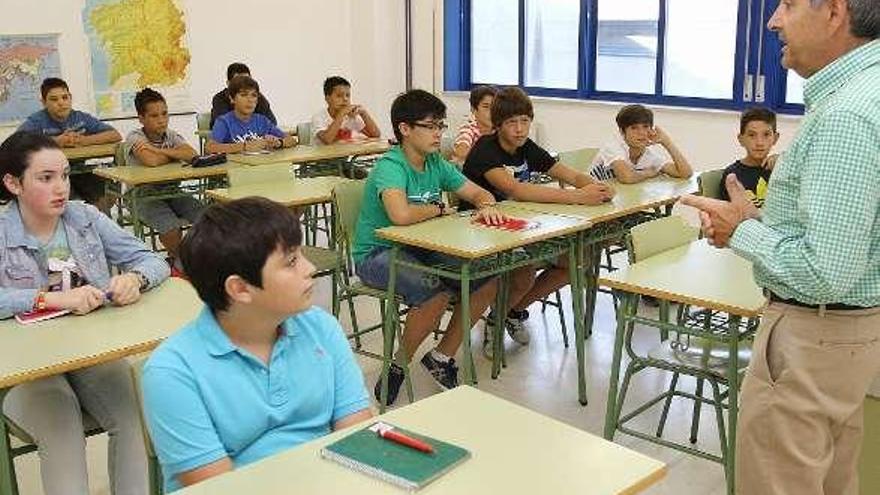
[647,336,751,379]
[300,246,341,273]
[6,410,102,447]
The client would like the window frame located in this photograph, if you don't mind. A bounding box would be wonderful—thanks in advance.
[444,0,805,115]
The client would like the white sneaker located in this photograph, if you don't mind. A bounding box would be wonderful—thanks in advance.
[506,315,530,345]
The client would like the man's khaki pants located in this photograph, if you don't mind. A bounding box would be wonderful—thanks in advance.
[736,302,880,495]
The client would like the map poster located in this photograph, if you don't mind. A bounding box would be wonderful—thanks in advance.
[0,34,62,126]
[82,0,193,119]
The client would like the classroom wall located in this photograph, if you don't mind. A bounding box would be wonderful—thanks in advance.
[411,1,804,171]
[0,0,406,144]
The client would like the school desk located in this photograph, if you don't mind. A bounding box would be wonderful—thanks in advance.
[173,386,666,495]
[0,278,201,495]
[599,239,765,495]
[226,139,390,167]
[61,142,117,162]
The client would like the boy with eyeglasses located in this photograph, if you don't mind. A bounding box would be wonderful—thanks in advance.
[352,89,504,406]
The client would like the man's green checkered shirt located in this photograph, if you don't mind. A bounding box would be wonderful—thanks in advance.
[730,40,880,307]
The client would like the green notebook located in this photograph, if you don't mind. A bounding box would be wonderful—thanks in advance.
[320,423,471,491]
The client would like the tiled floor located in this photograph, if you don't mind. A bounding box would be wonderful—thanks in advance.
[12,258,730,494]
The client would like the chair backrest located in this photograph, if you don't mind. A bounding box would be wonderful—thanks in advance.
[332,180,366,250]
[440,133,455,160]
[114,142,128,167]
[227,163,293,187]
[296,122,312,146]
[698,169,725,199]
[196,112,211,131]
[627,215,699,264]
[129,355,163,494]
[557,147,599,175]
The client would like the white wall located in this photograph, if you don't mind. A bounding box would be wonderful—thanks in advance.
[0,0,406,144]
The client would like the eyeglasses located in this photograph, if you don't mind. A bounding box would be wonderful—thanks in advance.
[410,121,449,133]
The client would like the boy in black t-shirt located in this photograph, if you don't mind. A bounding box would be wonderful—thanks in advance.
[462,87,614,354]
[720,107,779,207]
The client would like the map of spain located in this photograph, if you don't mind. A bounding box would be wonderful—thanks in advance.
[0,35,61,125]
[83,0,192,118]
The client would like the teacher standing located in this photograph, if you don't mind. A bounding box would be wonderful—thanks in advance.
[680,1,880,494]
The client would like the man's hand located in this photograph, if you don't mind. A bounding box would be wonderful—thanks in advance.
[647,126,671,147]
[679,175,760,247]
[45,285,106,315]
[243,138,268,152]
[573,183,615,205]
[473,205,505,226]
[263,135,282,149]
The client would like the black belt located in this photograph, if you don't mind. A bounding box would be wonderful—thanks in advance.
[768,292,869,311]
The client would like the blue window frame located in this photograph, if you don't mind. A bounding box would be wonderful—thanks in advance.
[444,0,804,115]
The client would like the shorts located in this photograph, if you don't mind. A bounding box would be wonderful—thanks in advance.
[134,195,203,234]
[355,246,493,307]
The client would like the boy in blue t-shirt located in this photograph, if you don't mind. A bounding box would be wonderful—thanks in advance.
[353,89,505,406]
[18,77,121,209]
[206,76,297,154]
[142,198,371,492]
[719,107,779,207]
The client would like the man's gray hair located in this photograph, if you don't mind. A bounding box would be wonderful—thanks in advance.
[811,0,880,39]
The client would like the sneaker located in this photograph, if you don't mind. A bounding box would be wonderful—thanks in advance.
[373,363,405,406]
[505,309,531,345]
[420,353,459,390]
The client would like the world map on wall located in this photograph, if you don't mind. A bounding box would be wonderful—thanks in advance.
[82,0,192,118]
[0,34,61,125]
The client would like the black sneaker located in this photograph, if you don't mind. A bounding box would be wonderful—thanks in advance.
[420,353,459,390]
[373,363,405,406]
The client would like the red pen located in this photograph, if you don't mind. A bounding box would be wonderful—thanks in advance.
[370,422,434,454]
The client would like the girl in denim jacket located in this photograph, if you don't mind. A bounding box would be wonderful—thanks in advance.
[0,131,169,495]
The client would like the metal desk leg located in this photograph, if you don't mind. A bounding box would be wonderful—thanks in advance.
[458,262,476,385]
[604,291,637,440]
[725,316,742,495]
[491,270,511,379]
[128,186,145,241]
[0,388,18,495]
[569,235,588,406]
[379,245,401,414]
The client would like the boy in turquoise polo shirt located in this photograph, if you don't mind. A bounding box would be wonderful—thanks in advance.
[142,197,371,492]
[353,89,505,406]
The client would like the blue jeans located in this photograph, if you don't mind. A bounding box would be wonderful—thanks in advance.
[356,247,493,307]
[3,359,148,495]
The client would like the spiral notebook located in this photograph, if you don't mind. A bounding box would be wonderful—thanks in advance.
[320,423,470,491]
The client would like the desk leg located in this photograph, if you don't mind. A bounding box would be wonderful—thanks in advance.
[725,316,742,495]
[569,236,588,406]
[604,291,636,440]
[129,186,145,241]
[379,245,401,414]
[491,270,511,379]
[0,388,18,495]
[459,262,476,386]
[582,243,601,340]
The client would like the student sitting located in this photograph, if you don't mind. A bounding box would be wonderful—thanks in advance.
[125,87,201,268]
[719,107,779,207]
[590,104,693,183]
[0,131,169,495]
[142,197,371,492]
[461,87,614,351]
[353,89,505,406]
[311,76,381,145]
[210,62,276,127]
[17,77,121,211]
[206,76,297,154]
[450,85,497,165]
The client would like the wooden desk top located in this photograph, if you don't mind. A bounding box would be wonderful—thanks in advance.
[376,204,591,260]
[61,143,118,161]
[93,161,237,186]
[599,239,766,318]
[206,176,350,207]
[0,279,200,389]
[510,176,697,224]
[175,386,665,495]
[227,139,390,166]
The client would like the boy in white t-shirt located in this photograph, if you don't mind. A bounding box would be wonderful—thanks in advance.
[311,76,380,145]
[591,104,692,183]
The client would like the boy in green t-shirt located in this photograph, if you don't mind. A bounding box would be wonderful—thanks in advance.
[352,89,504,406]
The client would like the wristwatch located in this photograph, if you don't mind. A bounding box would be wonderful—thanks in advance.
[130,271,149,292]
[431,199,446,216]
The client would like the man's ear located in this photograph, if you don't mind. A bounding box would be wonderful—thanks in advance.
[224,274,253,305]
